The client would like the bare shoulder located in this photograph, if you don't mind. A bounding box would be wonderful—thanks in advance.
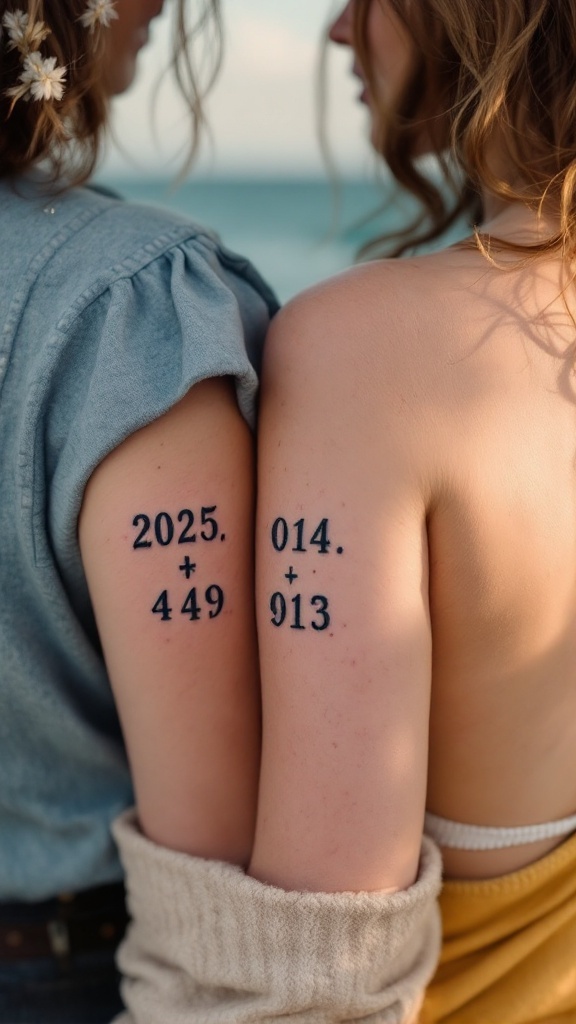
[265,250,486,395]
[263,251,489,481]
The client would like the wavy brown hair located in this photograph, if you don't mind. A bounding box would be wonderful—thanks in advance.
[0,0,222,185]
[352,0,576,259]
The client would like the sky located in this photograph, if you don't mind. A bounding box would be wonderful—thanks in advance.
[103,1,373,178]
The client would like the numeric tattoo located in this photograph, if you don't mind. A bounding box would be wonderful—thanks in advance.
[132,507,221,550]
[268,516,341,636]
[270,592,330,631]
[130,503,227,622]
[153,585,225,623]
[271,517,332,555]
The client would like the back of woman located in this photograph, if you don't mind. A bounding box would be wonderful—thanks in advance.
[416,244,576,880]
[415,241,576,1019]
[332,238,576,873]
[249,1,576,1019]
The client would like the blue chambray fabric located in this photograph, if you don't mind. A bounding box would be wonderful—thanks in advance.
[0,176,278,900]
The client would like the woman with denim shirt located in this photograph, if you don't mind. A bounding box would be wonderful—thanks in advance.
[0,2,277,1020]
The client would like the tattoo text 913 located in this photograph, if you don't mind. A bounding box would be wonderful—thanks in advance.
[269,517,343,635]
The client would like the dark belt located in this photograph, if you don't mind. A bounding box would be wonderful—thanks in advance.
[0,882,128,962]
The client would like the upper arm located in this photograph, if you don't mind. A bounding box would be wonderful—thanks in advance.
[251,281,433,892]
[79,377,260,864]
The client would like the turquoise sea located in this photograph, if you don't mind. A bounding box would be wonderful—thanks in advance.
[98,176,421,302]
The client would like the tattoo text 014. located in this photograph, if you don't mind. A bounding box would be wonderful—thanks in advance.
[268,517,343,634]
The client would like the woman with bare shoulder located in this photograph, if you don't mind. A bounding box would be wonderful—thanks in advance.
[253,1,576,1020]
[116,1,576,1022]
[0,2,276,1020]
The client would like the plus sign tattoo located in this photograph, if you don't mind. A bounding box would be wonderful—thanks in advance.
[179,557,197,579]
[268,517,344,634]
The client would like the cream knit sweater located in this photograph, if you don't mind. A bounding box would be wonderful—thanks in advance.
[112,811,442,1024]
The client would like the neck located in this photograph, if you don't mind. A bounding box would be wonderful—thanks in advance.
[476,138,560,240]
[479,191,513,228]
[479,194,560,245]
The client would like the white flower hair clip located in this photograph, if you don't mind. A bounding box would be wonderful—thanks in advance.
[2,9,64,105]
[2,9,29,43]
[7,51,66,104]
[2,10,50,53]
[2,0,117,108]
[80,0,119,31]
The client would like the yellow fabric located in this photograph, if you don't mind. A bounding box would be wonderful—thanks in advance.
[420,831,576,1024]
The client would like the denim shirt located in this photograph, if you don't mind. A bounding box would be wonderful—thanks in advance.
[0,176,278,900]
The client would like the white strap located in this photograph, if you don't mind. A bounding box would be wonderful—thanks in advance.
[424,810,576,850]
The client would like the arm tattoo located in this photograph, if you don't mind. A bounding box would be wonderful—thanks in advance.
[130,505,227,623]
[268,517,344,634]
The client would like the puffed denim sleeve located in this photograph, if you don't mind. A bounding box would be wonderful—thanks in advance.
[32,231,277,581]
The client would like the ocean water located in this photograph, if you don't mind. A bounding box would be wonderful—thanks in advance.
[98,176,422,302]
